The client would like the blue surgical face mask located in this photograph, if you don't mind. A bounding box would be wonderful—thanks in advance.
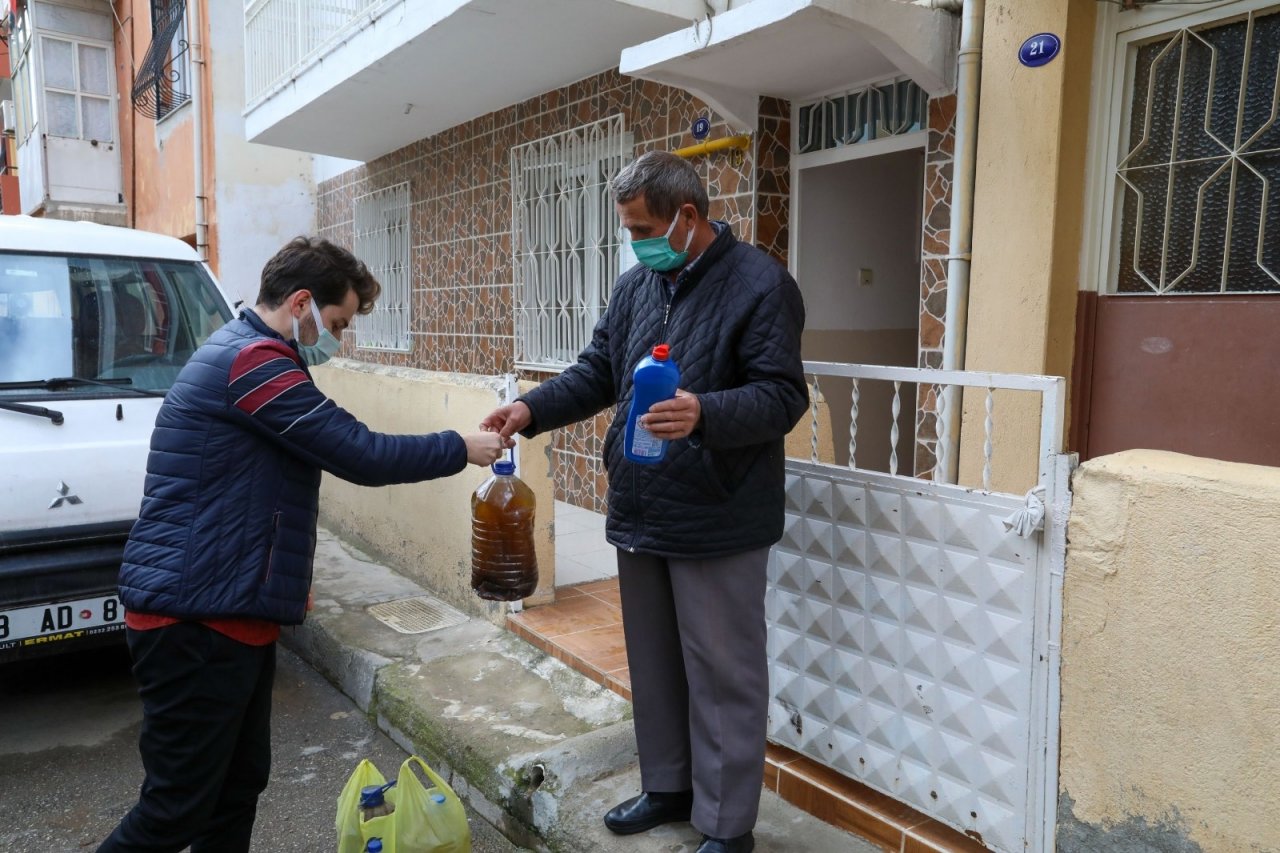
[629,211,694,273]
[292,296,342,367]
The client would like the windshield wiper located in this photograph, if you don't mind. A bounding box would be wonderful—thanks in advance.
[0,400,64,425]
[0,377,166,397]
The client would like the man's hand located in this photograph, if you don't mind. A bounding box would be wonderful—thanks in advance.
[640,389,701,440]
[462,431,512,466]
[480,400,533,441]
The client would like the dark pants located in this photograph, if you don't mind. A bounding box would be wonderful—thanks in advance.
[96,623,276,853]
[617,547,770,839]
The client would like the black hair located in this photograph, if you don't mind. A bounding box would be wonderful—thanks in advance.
[256,236,380,314]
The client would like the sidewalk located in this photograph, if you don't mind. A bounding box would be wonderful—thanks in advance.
[283,528,878,853]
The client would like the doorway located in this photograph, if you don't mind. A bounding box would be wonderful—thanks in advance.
[793,147,924,472]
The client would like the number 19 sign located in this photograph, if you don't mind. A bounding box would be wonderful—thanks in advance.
[1019,33,1061,68]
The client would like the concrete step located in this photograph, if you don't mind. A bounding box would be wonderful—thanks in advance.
[283,529,877,853]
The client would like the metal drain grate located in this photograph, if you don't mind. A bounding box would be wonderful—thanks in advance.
[366,596,469,635]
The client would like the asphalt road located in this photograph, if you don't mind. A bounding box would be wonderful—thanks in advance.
[0,640,526,852]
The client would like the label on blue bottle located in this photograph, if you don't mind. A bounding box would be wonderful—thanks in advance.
[629,425,664,458]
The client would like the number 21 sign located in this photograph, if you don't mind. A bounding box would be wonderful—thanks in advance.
[1019,33,1061,68]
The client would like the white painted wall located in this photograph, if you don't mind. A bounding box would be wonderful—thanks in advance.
[796,148,923,332]
[207,0,316,307]
[314,155,364,185]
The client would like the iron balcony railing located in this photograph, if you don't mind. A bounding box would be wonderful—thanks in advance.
[244,0,390,108]
[132,0,191,120]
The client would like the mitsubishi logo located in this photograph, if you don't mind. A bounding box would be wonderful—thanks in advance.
[50,481,83,509]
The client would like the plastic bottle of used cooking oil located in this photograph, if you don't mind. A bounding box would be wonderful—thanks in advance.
[470,459,537,601]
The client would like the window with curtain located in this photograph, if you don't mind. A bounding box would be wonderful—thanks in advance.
[40,34,113,142]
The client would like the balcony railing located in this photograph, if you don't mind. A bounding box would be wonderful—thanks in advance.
[244,0,388,108]
[132,0,191,120]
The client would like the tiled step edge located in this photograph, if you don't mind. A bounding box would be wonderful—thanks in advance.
[509,614,988,853]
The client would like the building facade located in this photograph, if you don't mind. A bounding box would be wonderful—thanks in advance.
[4,0,314,302]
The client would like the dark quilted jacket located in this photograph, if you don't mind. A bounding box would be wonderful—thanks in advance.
[118,310,467,625]
[520,224,807,557]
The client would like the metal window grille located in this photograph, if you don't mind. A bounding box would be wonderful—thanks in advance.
[796,77,928,155]
[132,0,191,121]
[353,183,411,351]
[511,116,631,370]
[1113,8,1280,294]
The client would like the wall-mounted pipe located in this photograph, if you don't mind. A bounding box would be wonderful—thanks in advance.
[940,0,983,484]
[672,134,751,159]
[189,0,209,262]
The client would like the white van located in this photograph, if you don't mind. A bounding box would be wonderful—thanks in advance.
[0,216,235,661]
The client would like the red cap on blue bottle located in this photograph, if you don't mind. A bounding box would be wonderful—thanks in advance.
[652,344,670,360]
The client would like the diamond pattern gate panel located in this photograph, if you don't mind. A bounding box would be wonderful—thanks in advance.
[768,363,1069,853]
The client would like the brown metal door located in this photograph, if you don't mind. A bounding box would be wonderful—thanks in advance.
[1073,294,1280,466]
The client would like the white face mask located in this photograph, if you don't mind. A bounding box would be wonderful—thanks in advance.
[291,296,341,367]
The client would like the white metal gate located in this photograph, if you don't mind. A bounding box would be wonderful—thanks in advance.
[767,363,1072,853]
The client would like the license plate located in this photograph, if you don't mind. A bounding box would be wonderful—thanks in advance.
[0,595,124,650]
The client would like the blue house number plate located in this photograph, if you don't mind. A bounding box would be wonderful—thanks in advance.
[1019,33,1061,68]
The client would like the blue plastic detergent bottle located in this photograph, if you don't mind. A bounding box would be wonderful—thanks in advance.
[624,344,681,464]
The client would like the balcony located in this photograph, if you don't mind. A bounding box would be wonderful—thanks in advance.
[620,0,958,131]
[243,0,701,162]
[10,1,124,224]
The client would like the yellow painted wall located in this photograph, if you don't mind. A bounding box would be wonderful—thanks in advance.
[312,361,556,624]
[1060,450,1280,851]
[959,0,1095,491]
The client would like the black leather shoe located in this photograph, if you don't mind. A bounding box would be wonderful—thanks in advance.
[603,790,693,835]
[696,831,755,853]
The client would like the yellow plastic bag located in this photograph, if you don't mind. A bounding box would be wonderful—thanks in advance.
[336,759,394,853]
[394,756,472,853]
[336,756,471,853]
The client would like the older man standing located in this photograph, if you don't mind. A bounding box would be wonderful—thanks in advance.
[482,151,807,853]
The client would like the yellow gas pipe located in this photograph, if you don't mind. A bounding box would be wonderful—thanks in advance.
[672,134,752,158]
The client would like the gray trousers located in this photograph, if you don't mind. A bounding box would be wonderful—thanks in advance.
[616,546,770,839]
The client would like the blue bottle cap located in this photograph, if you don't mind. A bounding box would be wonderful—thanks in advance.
[359,780,396,808]
[431,792,446,803]
[493,459,515,475]
[367,839,383,852]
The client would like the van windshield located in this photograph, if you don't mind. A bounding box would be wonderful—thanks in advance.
[0,253,232,396]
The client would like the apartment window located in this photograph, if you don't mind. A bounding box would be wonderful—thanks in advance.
[1109,6,1280,293]
[511,116,631,369]
[353,183,412,352]
[11,13,36,147]
[40,34,113,142]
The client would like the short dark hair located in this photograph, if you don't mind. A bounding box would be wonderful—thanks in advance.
[610,150,709,221]
[256,236,380,315]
